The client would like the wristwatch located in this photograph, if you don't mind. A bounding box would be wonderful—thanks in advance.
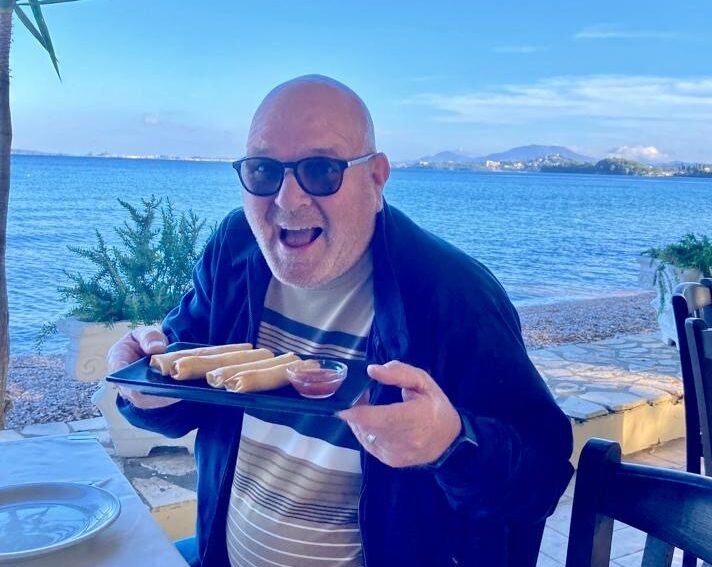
[425,411,478,470]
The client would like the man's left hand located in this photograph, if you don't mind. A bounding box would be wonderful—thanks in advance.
[337,361,462,468]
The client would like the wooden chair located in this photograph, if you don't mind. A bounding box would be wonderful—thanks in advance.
[671,279,712,567]
[566,438,712,567]
[686,315,712,477]
[672,279,712,476]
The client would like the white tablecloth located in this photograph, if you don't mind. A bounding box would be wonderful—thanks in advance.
[0,435,188,566]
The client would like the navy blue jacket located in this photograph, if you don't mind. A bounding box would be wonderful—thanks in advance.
[118,202,574,566]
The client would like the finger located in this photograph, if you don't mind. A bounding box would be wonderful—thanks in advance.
[131,326,168,354]
[340,419,385,459]
[107,355,135,373]
[337,399,413,431]
[367,361,429,393]
[117,386,178,409]
[354,387,371,406]
[107,334,143,372]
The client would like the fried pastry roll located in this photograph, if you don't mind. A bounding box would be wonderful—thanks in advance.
[224,361,299,393]
[171,348,274,381]
[207,352,300,388]
[150,343,253,376]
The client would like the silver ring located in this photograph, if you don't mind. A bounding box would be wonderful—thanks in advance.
[365,433,376,444]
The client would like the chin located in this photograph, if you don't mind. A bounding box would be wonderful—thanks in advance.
[269,260,328,289]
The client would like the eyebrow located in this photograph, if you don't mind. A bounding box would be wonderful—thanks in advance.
[248,147,343,158]
[309,148,340,156]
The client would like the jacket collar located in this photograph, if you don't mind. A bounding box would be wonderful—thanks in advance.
[371,202,409,361]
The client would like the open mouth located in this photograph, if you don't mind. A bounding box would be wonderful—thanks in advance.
[279,227,323,248]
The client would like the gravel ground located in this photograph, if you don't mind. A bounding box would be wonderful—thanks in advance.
[519,291,657,349]
[5,355,101,429]
[2,291,658,429]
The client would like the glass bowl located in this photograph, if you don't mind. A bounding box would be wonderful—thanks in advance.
[286,359,348,399]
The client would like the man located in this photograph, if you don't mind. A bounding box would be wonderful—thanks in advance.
[109,75,573,567]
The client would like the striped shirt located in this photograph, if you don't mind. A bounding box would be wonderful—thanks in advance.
[227,252,374,567]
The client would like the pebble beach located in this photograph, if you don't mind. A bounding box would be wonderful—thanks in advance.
[3,292,659,429]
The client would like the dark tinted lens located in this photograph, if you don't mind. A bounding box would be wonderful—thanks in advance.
[297,157,344,196]
[239,158,283,195]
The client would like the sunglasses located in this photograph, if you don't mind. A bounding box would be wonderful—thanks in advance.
[232,153,376,197]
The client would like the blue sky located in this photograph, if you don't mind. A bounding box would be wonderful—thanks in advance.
[9,0,712,162]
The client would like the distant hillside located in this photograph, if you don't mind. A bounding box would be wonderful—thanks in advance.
[11,149,231,162]
[540,158,652,175]
[417,150,475,164]
[479,145,594,164]
[541,157,712,177]
[11,149,68,156]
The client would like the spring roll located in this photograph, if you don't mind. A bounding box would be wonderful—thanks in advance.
[171,348,274,381]
[207,352,300,388]
[150,343,253,376]
[225,361,299,393]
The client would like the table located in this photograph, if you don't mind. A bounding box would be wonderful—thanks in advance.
[0,435,189,566]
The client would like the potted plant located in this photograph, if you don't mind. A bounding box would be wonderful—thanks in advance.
[640,233,712,345]
[43,195,207,456]
[39,195,206,374]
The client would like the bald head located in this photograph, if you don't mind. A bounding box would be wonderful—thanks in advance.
[247,75,376,157]
[241,75,390,288]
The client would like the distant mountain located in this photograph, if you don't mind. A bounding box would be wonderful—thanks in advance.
[479,145,595,164]
[416,145,596,166]
[417,151,476,164]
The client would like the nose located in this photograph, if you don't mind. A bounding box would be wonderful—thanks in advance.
[274,168,312,211]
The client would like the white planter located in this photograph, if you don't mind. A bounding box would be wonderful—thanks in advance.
[639,258,702,346]
[57,318,132,382]
[58,317,196,457]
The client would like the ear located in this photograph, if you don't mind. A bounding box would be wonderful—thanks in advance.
[369,153,390,212]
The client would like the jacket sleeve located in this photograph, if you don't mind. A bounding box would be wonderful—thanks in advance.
[430,288,574,526]
[116,397,207,438]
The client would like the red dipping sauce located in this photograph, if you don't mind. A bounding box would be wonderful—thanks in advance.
[286,360,348,399]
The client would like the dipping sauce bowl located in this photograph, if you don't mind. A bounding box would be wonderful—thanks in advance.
[286,359,348,399]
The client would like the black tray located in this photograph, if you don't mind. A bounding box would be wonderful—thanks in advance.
[106,343,372,416]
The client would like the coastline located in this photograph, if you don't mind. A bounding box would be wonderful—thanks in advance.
[3,291,658,429]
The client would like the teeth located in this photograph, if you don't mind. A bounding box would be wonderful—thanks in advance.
[280,227,321,247]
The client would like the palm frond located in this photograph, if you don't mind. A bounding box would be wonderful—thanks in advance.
[13,4,49,51]
[26,0,61,79]
[17,0,80,5]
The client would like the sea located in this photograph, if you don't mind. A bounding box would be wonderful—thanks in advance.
[8,154,712,356]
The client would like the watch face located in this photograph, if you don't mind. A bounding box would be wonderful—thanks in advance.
[431,414,478,471]
[431,437,475,473]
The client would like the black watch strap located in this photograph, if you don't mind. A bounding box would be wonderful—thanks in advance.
[425,411,478,470]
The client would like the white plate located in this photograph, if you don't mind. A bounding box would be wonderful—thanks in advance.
[0,482,121,562]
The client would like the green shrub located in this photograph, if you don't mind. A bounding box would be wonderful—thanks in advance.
[36,196,208,351]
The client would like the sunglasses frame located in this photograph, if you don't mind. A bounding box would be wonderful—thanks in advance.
[232,153,376,197]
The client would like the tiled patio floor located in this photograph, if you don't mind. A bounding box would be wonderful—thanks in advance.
[530,332,684,464]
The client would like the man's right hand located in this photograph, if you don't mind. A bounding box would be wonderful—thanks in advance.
[107,325,180,409]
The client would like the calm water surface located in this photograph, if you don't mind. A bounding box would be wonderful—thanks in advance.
[8,155,712,354]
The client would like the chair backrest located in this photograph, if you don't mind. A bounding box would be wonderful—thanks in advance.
[671,279,712,475]
[566,438,712,567]
[686,316,712,475]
